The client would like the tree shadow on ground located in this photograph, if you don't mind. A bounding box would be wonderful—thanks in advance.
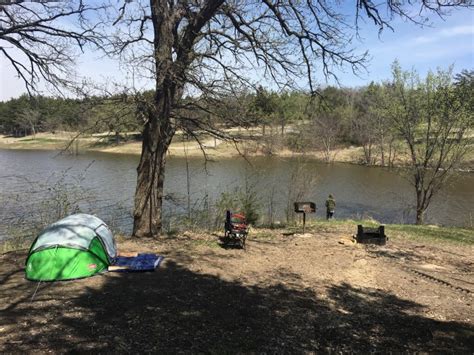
[1,250,473,353]
[217,236,245,250]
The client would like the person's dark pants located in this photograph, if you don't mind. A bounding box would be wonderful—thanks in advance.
[326,210,334,220]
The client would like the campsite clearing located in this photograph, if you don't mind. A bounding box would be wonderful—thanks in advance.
[1,228,473,352]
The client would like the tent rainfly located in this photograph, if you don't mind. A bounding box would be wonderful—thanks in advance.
[25,214,117,281]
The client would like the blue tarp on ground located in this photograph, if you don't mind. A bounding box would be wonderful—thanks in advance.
[112,254,164,271]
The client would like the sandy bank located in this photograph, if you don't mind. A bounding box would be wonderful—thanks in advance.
[0,132,363,163]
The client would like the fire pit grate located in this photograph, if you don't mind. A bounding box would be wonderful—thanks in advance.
[354,225,387,245]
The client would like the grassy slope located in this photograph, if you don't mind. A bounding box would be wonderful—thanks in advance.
[260,219,474,246]
[340,219,472,245]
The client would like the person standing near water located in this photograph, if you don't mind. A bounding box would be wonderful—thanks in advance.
[325,194,336,220]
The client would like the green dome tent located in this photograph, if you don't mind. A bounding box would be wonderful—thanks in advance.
[25,214,117,281]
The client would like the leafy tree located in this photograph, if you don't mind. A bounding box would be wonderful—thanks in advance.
[275,91,310,139]
[354,83,398,166]
[387,62,473,224]
[454,69,474,113]
[0,95,87,134]
[17,108,41,137]
[0,95,34,135]
[86,97,140,143]
[251,86,277,136]
[309,100,345,162]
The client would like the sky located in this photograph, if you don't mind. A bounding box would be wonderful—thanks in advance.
[333,7,474,87]
[0,4,473,101]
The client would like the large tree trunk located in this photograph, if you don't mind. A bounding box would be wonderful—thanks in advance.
[132,79,176,237]
[132,113,174,237]
[132,0,177,237]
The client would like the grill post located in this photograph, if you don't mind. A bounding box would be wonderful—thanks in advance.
[294,202,316,234]
[303,212,306,233]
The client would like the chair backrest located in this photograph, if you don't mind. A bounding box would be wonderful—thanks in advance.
[231,214,246,225]
[225,210,231,229]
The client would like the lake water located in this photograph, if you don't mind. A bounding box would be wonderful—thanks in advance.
[1,149,473,240]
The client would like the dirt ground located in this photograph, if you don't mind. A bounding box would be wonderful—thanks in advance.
[1,230,473,353]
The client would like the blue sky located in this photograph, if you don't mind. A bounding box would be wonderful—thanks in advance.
[0,4,472,100]
[332,7,474,87]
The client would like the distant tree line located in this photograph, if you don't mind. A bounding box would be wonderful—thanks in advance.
[1,66,472,170]
[0,94,141,141]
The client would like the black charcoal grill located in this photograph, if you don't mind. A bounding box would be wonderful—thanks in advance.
[354,225,387,245]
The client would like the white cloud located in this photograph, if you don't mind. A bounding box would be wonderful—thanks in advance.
[440,25,474,36]
[414,25,474,44]
[413,42,473,60]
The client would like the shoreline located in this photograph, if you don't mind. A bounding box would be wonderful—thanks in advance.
[0,132,364,162]
[0,132,472,171]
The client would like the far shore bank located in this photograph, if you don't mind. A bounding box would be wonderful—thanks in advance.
[1,131,473,171]
[0,131,365,162]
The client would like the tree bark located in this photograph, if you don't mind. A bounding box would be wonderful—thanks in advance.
[132,0,177,238]
[416,208,425,225]
[388,139,393,168]
[132,109,174,237]
[379,133,385,166]
[363,140,372,165]
[323,137,331,162]
[415,185,425,225]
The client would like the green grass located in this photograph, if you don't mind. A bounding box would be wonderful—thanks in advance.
[245,218,473,246]
[303,218,473,245]
[387,224,474,245]
[291,218,378,235]
[267,217,473,245]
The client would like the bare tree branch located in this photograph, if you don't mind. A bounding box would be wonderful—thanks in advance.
[0,1,104,95]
